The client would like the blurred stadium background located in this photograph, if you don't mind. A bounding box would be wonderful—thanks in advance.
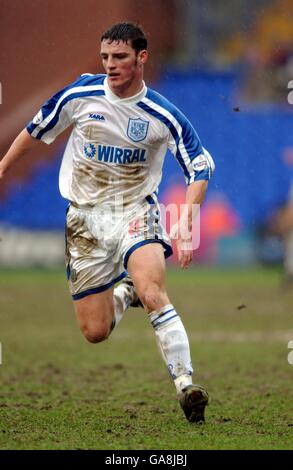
[1,0,293,270]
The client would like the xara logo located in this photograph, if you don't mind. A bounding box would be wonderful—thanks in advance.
[89,113,105,121]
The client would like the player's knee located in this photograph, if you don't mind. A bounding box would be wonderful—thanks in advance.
[139,284,164,311]
[81,322,111,344]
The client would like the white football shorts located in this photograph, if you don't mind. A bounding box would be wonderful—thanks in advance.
[65,200,173,300]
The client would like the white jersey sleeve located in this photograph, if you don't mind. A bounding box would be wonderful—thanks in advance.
[137,88,215,185]
[26,85,75,144]
[26,74,102,145]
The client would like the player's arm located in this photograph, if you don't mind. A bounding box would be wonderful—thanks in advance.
[172,179,208,269]
[166,107,215,268]
[0,76,80,181]
[171,146,215,269]
[0,129,42,179]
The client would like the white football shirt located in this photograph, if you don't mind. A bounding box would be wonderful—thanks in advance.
[27,74,215,208]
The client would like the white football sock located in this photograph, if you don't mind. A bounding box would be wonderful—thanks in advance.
[112,281,134,329]
[148,304,193,394]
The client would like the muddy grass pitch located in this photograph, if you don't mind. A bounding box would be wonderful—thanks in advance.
[0,268,292,449]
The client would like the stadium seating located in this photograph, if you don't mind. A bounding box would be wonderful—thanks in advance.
[0,71,292,233]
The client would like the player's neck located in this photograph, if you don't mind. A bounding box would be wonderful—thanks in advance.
[107,78,144,99]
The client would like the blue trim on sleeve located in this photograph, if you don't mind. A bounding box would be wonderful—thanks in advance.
[27,84,69,136]
[71,270,127,301]
[138,89,203,176]
[137,101,190,180]
[36,89,105,140]
[123,239,173,269]
[26,122,37,135]
[27,74,106,139]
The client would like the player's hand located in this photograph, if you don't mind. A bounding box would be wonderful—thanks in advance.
[170,222,193,269]
[176,237,193,269]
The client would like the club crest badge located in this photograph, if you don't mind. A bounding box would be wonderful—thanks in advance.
[127,118,149,142]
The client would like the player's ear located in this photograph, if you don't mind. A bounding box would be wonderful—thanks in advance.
[138,50,148,65]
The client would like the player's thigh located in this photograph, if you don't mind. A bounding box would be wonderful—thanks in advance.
[127,242,170,310]
[73,287,115,342]
[127,243,166,284]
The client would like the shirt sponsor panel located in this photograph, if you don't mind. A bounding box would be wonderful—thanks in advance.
[83,143,147,164]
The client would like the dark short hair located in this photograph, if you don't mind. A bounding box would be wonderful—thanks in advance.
[101,22,147,53]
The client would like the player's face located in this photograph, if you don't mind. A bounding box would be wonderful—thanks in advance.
[100,40,147,96]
